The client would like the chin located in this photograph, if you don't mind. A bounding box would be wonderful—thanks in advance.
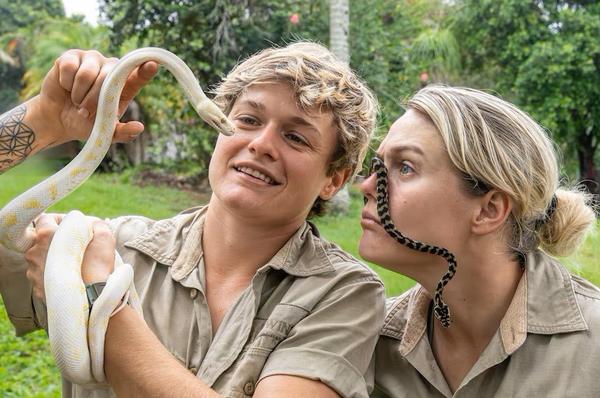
[359,235,384,263]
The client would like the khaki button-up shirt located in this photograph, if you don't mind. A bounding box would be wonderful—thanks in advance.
[0,206,386,398]
[370,250,600,397]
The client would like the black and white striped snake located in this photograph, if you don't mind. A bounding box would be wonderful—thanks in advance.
[370,156,457,327]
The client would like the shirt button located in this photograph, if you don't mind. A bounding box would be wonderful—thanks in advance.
[189,288,198,299]
[243,381,255,395]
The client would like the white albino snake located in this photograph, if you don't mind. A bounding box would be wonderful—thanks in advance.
[0,48,234,389]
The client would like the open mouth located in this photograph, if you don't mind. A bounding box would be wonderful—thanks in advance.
[234,166,279,185]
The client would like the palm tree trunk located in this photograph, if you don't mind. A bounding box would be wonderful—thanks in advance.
[328,0,352,215]
[329,0,349,63]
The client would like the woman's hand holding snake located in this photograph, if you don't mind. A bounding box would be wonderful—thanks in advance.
[33,49,158,146]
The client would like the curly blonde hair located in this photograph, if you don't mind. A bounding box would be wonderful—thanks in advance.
[408,85,596,257]
[213,42,378,216]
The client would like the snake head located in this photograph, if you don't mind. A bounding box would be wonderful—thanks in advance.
[195,99,235,136]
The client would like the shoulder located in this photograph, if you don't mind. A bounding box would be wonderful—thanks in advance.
[570,272,600,328]
[107,206,205,247]
[280,227,385,315]
[379,288,419,339]
[318,236,384,285]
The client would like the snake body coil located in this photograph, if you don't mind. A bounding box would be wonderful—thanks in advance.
[0,48,234,388]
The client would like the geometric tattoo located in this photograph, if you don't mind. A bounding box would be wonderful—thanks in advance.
[0,105,35,173]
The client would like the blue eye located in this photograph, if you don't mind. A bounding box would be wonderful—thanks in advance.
[399,163,413,175]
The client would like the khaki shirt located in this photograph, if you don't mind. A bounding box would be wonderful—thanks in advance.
[370,250,600,397]
[0,206,385,398]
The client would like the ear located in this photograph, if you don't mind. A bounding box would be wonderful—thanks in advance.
[319,168,351,200]
[472,189,513,235]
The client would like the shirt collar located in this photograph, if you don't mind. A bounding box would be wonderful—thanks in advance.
[124,206,335,282]
[380,250,588,356]
[524,250,588,335]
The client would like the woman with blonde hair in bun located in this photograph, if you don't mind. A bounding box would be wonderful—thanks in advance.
[360,85,598,397]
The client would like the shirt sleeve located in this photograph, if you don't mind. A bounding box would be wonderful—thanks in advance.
[258,269,386,398]
[0,244,46,335]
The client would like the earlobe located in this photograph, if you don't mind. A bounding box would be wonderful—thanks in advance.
[472,190,512,235]
[319,168,351,200]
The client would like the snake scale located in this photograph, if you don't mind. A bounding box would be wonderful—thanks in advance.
[0,48,234,388]
[370,156,457,328]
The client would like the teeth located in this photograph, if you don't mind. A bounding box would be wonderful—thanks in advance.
[237,166,275,184]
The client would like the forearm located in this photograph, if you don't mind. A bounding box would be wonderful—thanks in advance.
[105,306,220,398]
[0,97,60,173]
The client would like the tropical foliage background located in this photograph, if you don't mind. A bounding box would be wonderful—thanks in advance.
[2,0,598,191]
[0,0,598,396]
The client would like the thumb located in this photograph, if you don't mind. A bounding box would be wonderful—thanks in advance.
[112,120,145,143]
[81,221,115,284]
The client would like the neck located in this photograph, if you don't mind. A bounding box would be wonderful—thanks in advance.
[416,239,523,348]
[434,254,522,346]
[202,197,304,280]
[415,236,523,393]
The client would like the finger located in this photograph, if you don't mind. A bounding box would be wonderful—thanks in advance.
[25,241,49,303]
[34,213,60,231]
[86,221,116,262]
[112,121,145,143]
[82,222,116,283]
[25,265,46,303]
[118,61,158,114]
[91,221,115,247]
[56,49,83,92]
[32,214,63,248]
[71,51,104,106]
[79,57,119,118]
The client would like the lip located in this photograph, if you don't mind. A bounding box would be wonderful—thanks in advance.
[232,161,281,185]
[360,210,380,228]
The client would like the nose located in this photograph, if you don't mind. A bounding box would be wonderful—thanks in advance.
[360,172,377,205]
[247,122,280,160]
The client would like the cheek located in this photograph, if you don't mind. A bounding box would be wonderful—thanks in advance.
[388,186,472,247]
[387,184,445,238]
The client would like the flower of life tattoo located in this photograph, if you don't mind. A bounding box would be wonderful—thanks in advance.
[0,105,35,171]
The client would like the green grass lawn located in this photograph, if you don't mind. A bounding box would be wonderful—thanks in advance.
[0,157,598,396]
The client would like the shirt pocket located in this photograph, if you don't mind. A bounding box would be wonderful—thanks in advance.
[246,303,309,357]
[223,304,309,398]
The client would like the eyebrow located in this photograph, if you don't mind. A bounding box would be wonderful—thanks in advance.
[236,99,322,137]
[380,144,425,159]
[240,100,266,111]
[290,116,321,136]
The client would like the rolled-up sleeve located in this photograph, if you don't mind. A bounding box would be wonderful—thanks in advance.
[259,272,386,398]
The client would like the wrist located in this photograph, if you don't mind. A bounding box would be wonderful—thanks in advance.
[25,96,64,149]
[82,267,112,285]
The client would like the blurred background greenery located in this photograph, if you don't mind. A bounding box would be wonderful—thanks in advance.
[1,0,599,396]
